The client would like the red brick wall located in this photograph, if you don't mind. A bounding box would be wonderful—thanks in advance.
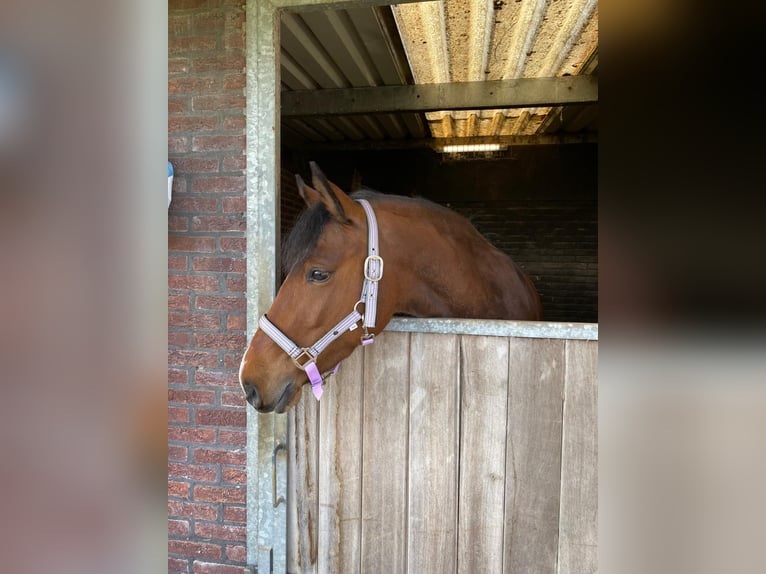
[168,1,247,572]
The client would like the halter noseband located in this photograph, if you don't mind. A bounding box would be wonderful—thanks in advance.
[258,199,383,400]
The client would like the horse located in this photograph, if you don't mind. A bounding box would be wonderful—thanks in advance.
[239,162,542,413]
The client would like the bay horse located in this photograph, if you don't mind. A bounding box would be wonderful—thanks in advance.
[239,162,542,413]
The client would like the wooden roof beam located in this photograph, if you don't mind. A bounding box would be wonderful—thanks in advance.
[282,75,598,117]
[286,132,597,151]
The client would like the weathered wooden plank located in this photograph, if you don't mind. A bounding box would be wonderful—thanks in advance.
[457,335,510,573]
[287,411,299,574]
[361,331,411,573]
[408,332,460,574]
[503,338,566,574]
[318,346,365,573]
[558,340,598,574]
[288,387,321,573]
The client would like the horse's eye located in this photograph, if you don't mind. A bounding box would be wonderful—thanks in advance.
[307,269,331,283]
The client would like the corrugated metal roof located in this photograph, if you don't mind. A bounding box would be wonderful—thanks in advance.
[280,1,598,149]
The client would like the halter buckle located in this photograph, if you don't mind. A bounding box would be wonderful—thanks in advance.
[292,348,316,370]
[364,255,384,281]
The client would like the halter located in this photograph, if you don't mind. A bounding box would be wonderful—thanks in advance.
[258,199,383,400]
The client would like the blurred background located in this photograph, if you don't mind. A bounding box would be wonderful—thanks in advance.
[0,1,167,573]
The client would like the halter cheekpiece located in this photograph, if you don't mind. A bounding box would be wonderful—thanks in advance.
[258,199,383,400]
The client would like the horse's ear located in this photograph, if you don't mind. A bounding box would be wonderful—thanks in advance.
[295,174,321,208]
[350,169,362,193]
[308,161,361,224]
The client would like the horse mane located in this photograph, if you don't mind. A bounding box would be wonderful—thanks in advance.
[282,188,450,276]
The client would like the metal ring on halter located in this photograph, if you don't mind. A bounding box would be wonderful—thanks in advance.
[291,349,315,370]
[364,255,384,281]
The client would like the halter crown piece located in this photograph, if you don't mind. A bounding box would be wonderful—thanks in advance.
[257,199,383,400]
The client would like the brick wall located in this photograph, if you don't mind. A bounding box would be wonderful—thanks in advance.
[445,201,597,323]
[168,1,248,573]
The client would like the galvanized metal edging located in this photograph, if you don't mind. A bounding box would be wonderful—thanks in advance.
[386,317,598,340]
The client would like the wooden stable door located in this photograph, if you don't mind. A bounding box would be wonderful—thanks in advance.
[286,330,597,574]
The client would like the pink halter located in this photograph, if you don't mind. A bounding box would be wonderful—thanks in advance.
[257,199,383,400]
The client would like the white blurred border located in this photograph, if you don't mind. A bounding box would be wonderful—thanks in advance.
[0,1,167,573]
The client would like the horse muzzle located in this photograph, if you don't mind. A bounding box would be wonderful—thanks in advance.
[241,377,299,414]
[239,341,302,413]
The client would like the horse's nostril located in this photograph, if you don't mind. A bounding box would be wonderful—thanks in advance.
[242,381,261,409]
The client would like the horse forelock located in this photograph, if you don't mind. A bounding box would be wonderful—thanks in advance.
[282,189,386,276]
[282,202,331,276]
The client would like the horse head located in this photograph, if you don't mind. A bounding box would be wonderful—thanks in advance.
[240,162,544,412]
[239,162,390,413]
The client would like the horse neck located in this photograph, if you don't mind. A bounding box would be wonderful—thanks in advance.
[378,201,494,318]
